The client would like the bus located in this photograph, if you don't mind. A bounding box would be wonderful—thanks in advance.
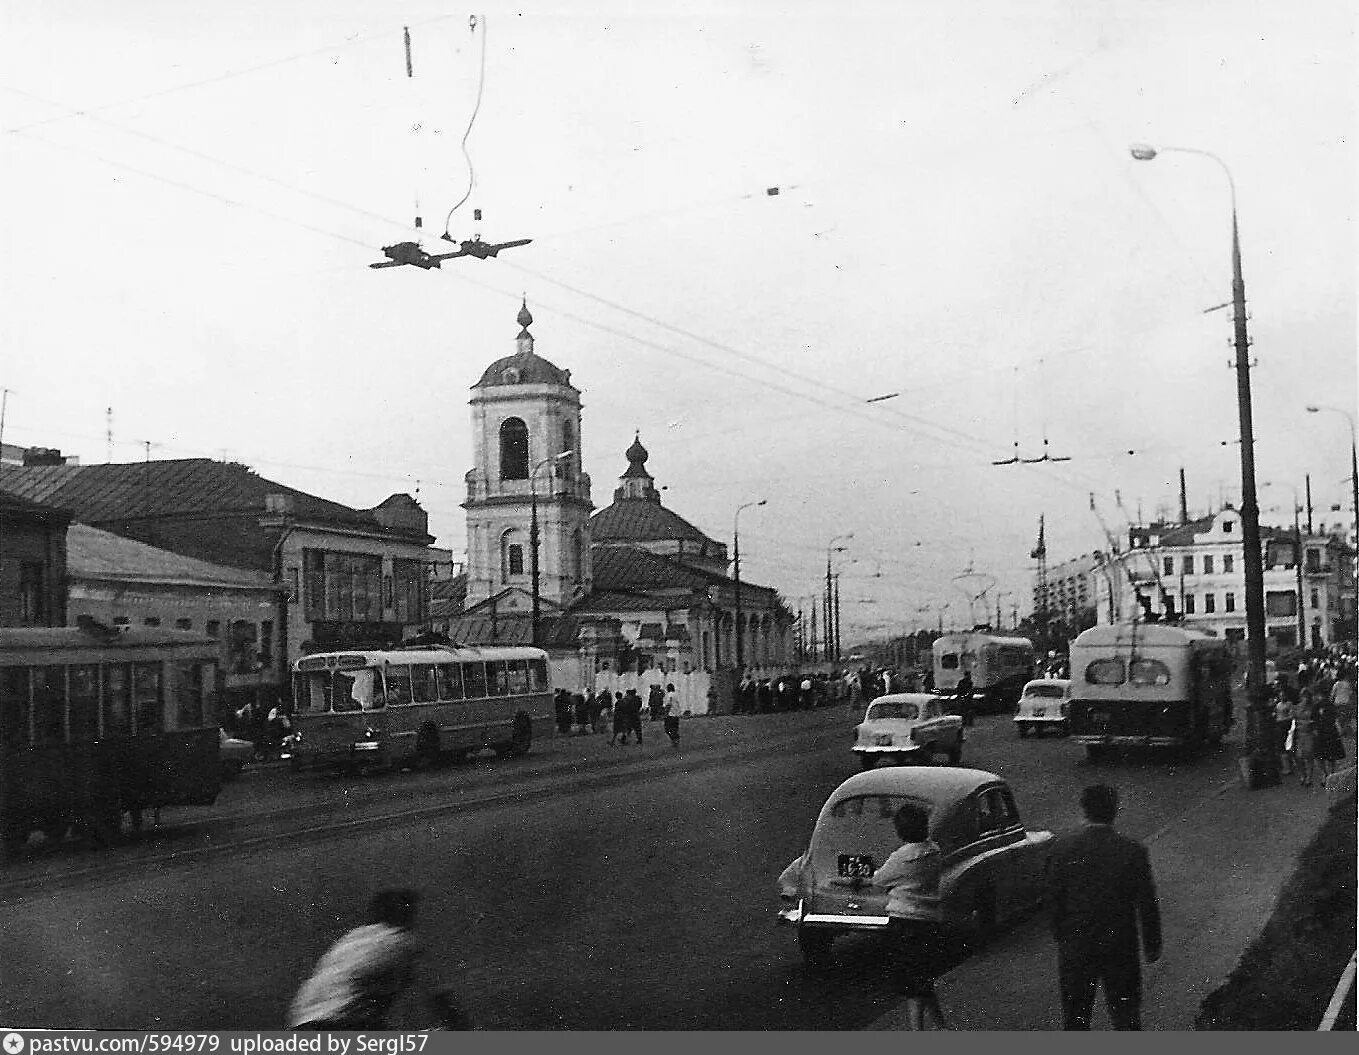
[1,623,223,855]
[286,645,553,772]
[931,632,1036,712]
[1067,621,1232,759]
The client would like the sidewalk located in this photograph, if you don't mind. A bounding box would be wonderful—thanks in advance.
[867,754,1340,1031]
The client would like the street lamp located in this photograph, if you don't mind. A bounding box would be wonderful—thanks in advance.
[825,534,853,665]
[733,499,767,676]
[1131,142,1278,788]
[529,450,575,647]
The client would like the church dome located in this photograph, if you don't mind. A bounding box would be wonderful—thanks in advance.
[473,299,574,389]
[623,432,649,477]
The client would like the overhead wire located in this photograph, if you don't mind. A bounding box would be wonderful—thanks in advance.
[442,14,488,237]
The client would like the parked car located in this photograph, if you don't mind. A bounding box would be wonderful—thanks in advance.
[1013,678,1072,737]
[219,728,254,778]
[852,693,963,770]
[776,767,1053,969]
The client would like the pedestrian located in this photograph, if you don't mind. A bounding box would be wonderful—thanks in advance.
[1313,692,1346,783]
[289,889,423,1030]
[592,688,611,734]
[756,679,773,714]
[800,674,814,708]
[870,803,953,1030]
[1273,683,1296,776]
[610,693,628,745]
[1330,670,1356,737]
[955,671,975,728]
[554,689,573,736]
[1045,784,1162,1030]
[663,683,681,746]
[573,692,590,735]
[1293,689,1319,788]
[742,678,758,714]
[706,684,718,715]
[624,688,645,745]
[648,683,665,723]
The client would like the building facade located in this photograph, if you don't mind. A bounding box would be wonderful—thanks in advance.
[1097,508,1355,649]
[0,492,70,627]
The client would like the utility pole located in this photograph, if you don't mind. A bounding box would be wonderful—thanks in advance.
[1305,474,1314,535]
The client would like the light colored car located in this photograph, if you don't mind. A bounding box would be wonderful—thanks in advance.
[776,767,1054,969]
[1013,678,1072,737]
[219,728,254,778]
[852,693,963,770]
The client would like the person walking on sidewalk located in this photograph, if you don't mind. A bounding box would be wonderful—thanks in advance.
[1044,784,1162,1030]
[663,683,682,746]
[1293,689,1320,788]
[623,688,645,745]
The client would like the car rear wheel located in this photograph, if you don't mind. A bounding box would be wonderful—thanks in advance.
[798,927,834,972]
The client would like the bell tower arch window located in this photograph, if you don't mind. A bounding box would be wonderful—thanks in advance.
[501,529,526,583]
[499,418,529,480]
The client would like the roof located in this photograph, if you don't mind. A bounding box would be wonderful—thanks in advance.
[475,351,573,388]
[591,498,718,546]
[591,545,715,592]
[0,459,419,532]
[442,612,590,649]
[570,590,671,614]
[825,767,1004,803]
[1072,622,1219,649]
[66,523,276,591]
[428,573,468,620]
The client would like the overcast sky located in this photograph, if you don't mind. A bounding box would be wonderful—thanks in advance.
[1,0,1354,638]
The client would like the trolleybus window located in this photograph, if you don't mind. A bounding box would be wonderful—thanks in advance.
[463,661,487,699]
[487,660,511,697]
[70,664,99,742]
[436,663,463,701]
[1085,658,1126,685]
[32,667,66,746]
[103,664,134,736]
[133,662,163,734]
[172,661,208,728]
[385,666,413,706]
[507,659,529,695]
[528,658,548,692]
[411,664,438,704]
[0,667,26,745]
[1128,659,1172,687]
[940,653,959,670]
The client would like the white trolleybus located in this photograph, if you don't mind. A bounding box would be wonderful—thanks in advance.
[931,632,1036,712]
[285,646,553,772]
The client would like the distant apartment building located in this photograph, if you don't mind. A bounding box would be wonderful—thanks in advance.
[1032,551,1107,623]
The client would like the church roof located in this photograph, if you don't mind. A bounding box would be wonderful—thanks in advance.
[590,544,779,600]
[591,499,717,546]
[474,351,573,388]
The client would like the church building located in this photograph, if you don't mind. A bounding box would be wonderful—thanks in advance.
[440,302,794,708]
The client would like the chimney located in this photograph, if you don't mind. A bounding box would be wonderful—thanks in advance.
[1179,467,1189,525]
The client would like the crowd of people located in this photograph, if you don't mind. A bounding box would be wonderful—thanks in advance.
[1270,648,1354,788]
[552,684,686,746]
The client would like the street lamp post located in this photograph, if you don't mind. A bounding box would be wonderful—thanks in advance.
[733,499,767,677]
[1131,142,1278,788]
[529,450,575,648]
[1306,405,1359,648]
[825,534,853,667]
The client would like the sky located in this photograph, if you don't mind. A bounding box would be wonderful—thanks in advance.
[1,0,1354,640]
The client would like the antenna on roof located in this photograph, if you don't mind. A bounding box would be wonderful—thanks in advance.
[106,406,114,463]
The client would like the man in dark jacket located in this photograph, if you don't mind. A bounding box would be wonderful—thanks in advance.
[1044,784,1162,1030]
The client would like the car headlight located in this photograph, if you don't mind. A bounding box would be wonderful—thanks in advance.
[363,726,378,740]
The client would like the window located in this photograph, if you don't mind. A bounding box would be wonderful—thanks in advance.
[1163,557,1174,576]
[228,621,257,675]
[259,621,274,667]
[1266,591,1298,617]
[31,667,65,746]
[69,665,99,742]
[487,660,512,696]
[508,544,524,577]
[940,653,959,670]
[1184,594,1196,614]
[571,530,584,583]
[206,620,221,638]
[1225,592,1236,612]
[391,559,425,624]
[384,667,413,706]
[0,667,29,747]
[411,665,439,704]
[142,616,160,628]
[561,421,574,471]
[507,660,530,695]
[1183,556,1195,575]
[527,658,549,693]
[1203,555,1214,575]
[1223,519,1235,533]
[1223,554,1234,574]
[501,530,526,583]
[18,561,46,625]
[462,662,487,699]
[436,664,464,701]
[499,417,529,480]
[1129,659,1172,687]
[1085,658,1125,685]
[175,618,192,631]
[1306,548,1322,573]
[132,662,163,735]
[1204,593,1216,614]
[103,664,133,736]
[172,661,206,728]
[112,616,130,627]
[1310,590,1320,610]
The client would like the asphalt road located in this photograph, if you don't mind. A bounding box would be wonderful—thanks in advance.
[0,708,1247,1029]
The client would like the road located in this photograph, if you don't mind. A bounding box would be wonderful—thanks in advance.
[0,707,1250,1029]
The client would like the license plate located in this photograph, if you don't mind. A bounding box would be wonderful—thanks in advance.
[1033,707,1045,718]
[874,733,893,746]
[837,854,875,879]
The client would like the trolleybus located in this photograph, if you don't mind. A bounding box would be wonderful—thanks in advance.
[931,632,1036,711]
[1,623,223,855]
[286,645,552,771]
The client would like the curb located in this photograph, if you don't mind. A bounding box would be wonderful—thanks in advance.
[1319,951,1357,1031]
